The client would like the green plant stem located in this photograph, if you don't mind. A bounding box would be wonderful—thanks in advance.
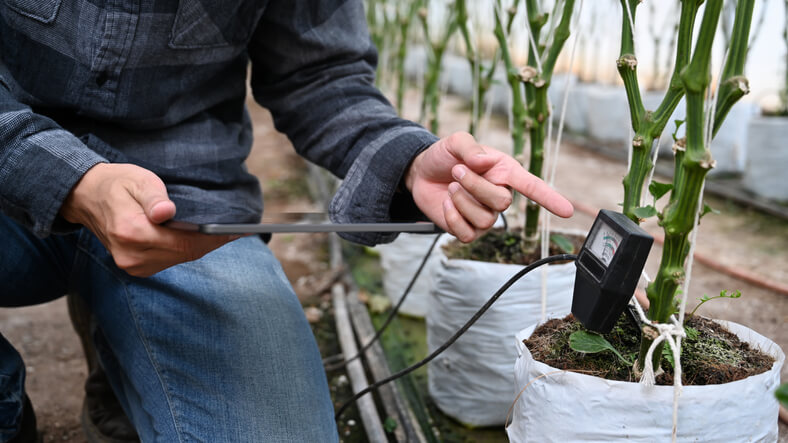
[619,0,701,224]
[395,1,420,114]
[493,1,526,157]
[520,0,575,248]
[713,0,755,135]
[638,0,724,371]
[492,0,575,250]
[418,2,458,134]
[540,0,575,85]
[456,0,500,135]
[523,85,548,247]
[369,0,391,88]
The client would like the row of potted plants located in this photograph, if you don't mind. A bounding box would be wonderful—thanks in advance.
[376,0,788,202]
[364,0,785,439]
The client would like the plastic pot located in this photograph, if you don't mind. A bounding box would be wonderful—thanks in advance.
[507,318,785,442]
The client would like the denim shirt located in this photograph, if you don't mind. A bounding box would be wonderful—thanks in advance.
[0,0,437,246]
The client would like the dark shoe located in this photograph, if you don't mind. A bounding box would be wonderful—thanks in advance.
[7,394,37,443]
[67,294,140,443]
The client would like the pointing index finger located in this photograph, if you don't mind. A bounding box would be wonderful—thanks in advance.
[508,168,574,218]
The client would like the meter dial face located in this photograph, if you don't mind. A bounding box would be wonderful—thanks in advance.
[588,221,623,267]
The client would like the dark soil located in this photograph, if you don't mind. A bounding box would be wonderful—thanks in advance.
[524,314,776,386]
[441,228,584,264]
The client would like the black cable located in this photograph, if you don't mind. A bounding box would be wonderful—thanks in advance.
[334,253,577,420]
[324,233,443,371]
[501,211,508,231]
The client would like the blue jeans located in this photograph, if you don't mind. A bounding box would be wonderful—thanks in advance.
[0,214,338,442]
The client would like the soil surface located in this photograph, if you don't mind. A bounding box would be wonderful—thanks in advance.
[442,228,585,264]
[0,89,785,440]
[525,314,775,385]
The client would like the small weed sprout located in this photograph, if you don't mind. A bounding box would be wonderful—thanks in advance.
[688,289,742,318]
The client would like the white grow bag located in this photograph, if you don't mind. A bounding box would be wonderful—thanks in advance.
[507,319,785,442]
[375,233,448,318]
[426,254,575,427]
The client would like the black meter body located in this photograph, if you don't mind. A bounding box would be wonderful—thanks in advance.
[572,209,654,333]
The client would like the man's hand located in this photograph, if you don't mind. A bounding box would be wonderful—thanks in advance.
[60,163,238,278]
[405,132,574,243]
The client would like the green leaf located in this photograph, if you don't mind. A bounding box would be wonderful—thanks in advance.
[720,289,742,299]
[672,119,685,141]
[699,203,719,219]
[684,326,700,341]
[776,383,788,408]
[550,233,575,254]
[633,205,658,220]
[662,344,675,369]
[648,181,673,201]
[569,331,633,365]
[384,417,398,433]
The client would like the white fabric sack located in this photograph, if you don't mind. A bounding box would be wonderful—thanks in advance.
[376,233,448,318]
[507,319,785,442]
[427,256,575,427]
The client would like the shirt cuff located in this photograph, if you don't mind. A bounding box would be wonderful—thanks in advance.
[329,127,439,246]
[0,118,107,237]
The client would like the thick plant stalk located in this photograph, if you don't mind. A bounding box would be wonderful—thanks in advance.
[637,0,754,370]
[456,0,499,136]
[368,0,388,88]
[494,0,576,252]
[712,0,755,134]
[521,0,575,249]
[493,0,526,158]
[418,1,459,134]
[618,0,701,224]
[395,0,420,114]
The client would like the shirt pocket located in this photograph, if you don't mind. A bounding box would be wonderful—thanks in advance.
[3,0,62,23]
[169,0,267,49]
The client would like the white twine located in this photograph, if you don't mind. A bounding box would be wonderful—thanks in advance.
[634,149,707,443]
[642,138,660,207]
[635,48,722,440]
[706,46,729,149]
[478,1,498,138]
[539,0,565,67]
[539,0,584,323]
[622,0,638,198]
[480,74,497,138]
[522,3,544,75]
[627,127,634,173]
[623,0,638,56]
[471,50,481,135]
[547,0,584,187]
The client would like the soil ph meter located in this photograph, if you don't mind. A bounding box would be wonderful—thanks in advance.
[572,209,653,333]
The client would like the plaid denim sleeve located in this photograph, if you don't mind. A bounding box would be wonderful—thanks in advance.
[0,76,106,237]
[249,0,439,246]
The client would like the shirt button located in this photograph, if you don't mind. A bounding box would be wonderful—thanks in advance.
[95,72,108,87]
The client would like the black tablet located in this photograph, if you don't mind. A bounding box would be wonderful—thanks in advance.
[166,213,439,234]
